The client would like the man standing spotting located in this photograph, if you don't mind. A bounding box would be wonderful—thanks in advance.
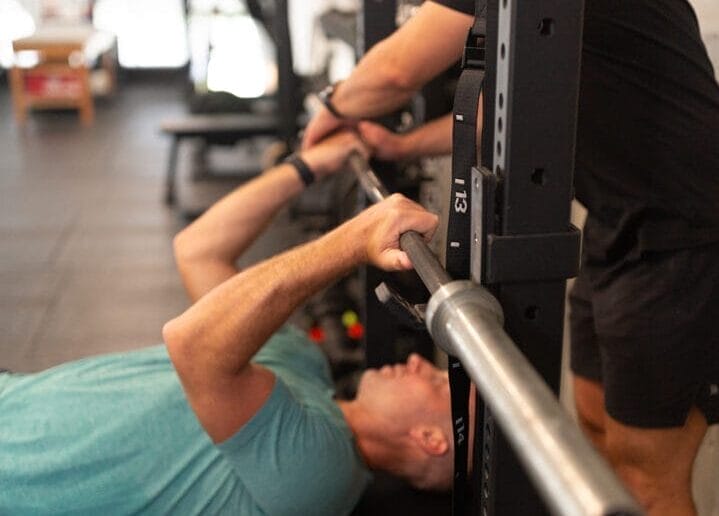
[303,2,719,514]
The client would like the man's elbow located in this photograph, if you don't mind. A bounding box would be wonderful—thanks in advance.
[172,229,214,283]
[172,229,196,269]
[163,317,190,368]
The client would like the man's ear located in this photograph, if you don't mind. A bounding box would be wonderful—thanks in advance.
[409,425,449,456]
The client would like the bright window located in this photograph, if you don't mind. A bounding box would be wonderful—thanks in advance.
[93,0,188,68]
[188,1,276,98]
[0,0,36,68]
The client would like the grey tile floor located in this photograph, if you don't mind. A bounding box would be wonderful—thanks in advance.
[0,75,301,372]
[0,76,188,371]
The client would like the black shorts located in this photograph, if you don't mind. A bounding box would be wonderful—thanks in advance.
[569,238,719,428]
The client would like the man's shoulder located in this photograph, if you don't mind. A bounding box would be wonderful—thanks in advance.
[214,326,371,514]
[252,325,346,428]
[217,376,371,515]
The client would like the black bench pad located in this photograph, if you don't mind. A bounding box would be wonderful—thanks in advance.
[160,113,281,138]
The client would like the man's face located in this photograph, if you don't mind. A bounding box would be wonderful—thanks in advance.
[355,354,451,424]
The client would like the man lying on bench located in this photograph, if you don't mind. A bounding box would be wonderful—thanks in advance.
[0,131,458,515]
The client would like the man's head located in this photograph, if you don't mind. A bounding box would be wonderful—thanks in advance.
[342,353,461,491]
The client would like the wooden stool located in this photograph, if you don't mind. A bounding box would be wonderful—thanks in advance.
[10,25,116,127]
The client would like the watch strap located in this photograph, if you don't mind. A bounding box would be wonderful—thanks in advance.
[285,153,316,186]
[318,83,347,120]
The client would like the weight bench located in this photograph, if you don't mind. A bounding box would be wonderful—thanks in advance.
[160,113,282,207]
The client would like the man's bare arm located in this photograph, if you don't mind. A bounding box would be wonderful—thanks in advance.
[172,164,304,302]
[164,195,439,443]
[173,132,365,303]
[302,2,472,148]
[357,114,454,161]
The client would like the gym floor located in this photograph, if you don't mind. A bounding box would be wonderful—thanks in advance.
[0,72,304,373]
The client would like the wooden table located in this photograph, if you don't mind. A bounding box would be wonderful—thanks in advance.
[9,25,117,126]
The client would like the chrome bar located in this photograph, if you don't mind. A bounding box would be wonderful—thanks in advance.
[350,153,389,203]
[349,153,643,516]
[398,232,451,294]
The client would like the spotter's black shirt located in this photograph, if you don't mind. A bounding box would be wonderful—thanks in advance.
[432,0,719,254]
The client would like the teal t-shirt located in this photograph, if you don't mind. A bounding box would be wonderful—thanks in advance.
[0,326,371,515]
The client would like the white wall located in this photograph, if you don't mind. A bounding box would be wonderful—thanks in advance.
[690,0,719,75]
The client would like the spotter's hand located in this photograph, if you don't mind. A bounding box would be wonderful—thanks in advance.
[299,131,369,180]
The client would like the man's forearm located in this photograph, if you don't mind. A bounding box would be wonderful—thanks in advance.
[330,2,471,119]
[402,114,454,159]
[165,221,364,378]
[173,163,304,302]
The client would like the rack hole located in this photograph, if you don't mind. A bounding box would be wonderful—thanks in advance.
[499,93,504,108]
[525,306,540,320]
[496,141,502,156]
[502,0,508,8]
[498,117,503,132]
[531,168,546,186]
[538,18,555,37]
[500,43,506,60]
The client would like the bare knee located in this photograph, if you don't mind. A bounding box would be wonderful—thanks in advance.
[610,457,697,515]
[611,458,687,511]
[603,409,707,514]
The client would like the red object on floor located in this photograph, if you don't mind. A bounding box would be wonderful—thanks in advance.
[308,326,325,344]
[25,73,83,98]
[346,322,364,340]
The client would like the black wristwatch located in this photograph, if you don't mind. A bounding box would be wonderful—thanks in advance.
[284,153,315,187]
[317,82,347,120]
